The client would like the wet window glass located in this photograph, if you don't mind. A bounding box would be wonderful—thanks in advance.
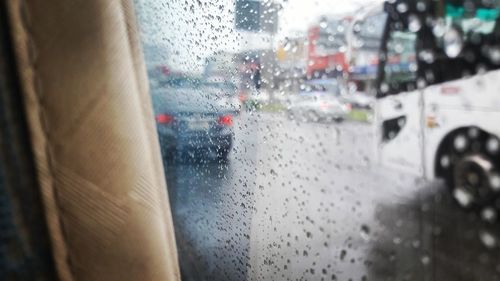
[134,0,500,280]
[315,18,350,56]
[383,31,417,92]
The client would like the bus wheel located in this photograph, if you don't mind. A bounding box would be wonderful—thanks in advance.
[452,155,497,208]
[438,128,500,210]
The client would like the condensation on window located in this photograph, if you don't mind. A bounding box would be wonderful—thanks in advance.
[134,0,500,280]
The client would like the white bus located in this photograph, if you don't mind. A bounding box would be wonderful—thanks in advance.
[374,0,500,209]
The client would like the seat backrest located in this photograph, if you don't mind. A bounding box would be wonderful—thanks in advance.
[5,0,180,280]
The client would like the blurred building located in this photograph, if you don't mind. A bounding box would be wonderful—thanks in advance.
[275,35,308,93]
[276,35,308,75]
[306,15,352,79]
[235,0,278,34]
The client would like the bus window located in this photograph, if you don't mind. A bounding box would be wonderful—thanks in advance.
[419,1,500,86]
[443,2,500,67]
[382,30,418,94]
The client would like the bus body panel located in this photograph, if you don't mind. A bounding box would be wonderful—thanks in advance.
[376,89,425,177]
[374,0,500,188]
[423,69,500,112]
[378,69,500,180]
[423,108,500,181]
[422,69,500,180]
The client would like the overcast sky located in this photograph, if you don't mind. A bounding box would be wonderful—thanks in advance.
[279,0,381,34]
[135,0,383,73]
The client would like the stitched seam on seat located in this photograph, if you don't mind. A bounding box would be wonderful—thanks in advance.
[13,1,76,280]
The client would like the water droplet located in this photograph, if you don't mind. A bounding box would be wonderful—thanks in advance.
[397,3,408,13]
[481,207,497,222]
[408,15,421,32]
[480,231,497,249]
[421,255,431,265]
[360,224,370,241]
[319,19,328,29]
[340,249,346,260]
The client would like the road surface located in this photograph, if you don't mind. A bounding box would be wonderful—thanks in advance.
[164,112,500,281]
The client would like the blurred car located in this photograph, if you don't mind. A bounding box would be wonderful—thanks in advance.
[152,78,237,161]
[340,90,375,110]
[286,80,352,122]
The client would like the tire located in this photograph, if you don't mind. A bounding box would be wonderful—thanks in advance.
[452,155,496,208]
[438,128,500,211]
[333,117,344,123]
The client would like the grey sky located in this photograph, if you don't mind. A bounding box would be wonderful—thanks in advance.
[135,0,383,73]
[279,0,382,34]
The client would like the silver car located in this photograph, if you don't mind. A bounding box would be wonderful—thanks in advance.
[286,84,352,122]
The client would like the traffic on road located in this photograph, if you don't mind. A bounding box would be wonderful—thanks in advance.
[134,0,500,280]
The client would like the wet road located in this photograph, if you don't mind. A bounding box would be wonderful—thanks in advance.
[164,112,500,281]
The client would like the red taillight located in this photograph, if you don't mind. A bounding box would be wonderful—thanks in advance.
[218,115,233,126]
[156,114,174,124]
[239,92,247,102]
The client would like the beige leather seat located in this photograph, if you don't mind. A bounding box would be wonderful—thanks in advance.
[6,0,180,280]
